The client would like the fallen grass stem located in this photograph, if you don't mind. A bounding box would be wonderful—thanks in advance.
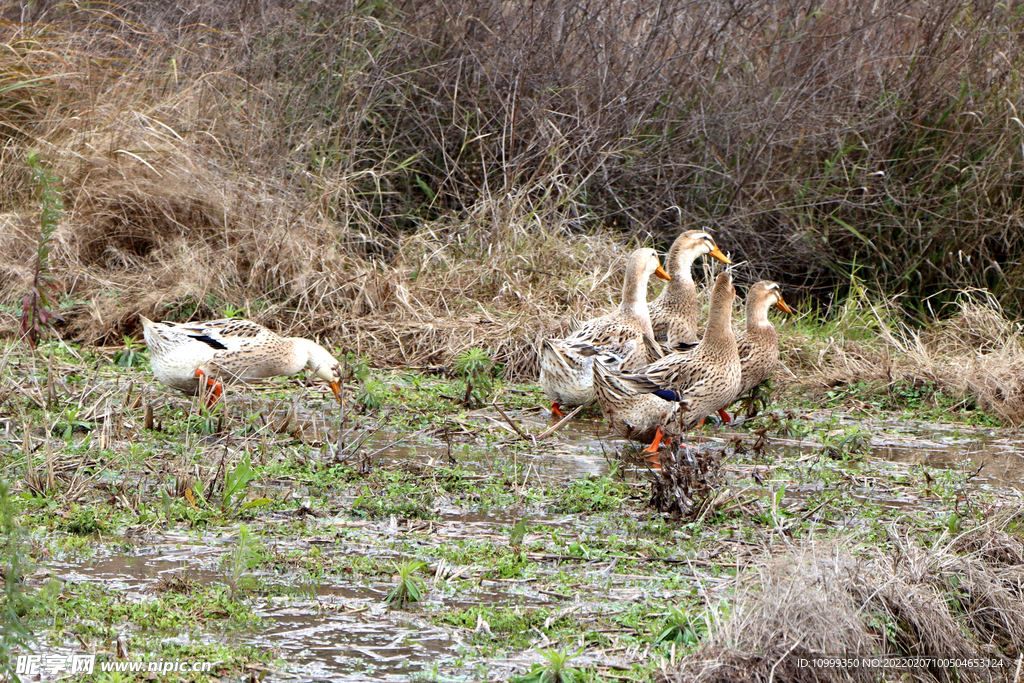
[535,404,588,441]
[492,401,533,444]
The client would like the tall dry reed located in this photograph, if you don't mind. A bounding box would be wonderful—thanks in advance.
[3,0,1024,380]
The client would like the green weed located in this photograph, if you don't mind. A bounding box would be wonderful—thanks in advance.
[511,647,583,683]
[113,336,146,368]
[222,453,272,515]
[653,606,706,646]
[385,560,428,609]
[61,506,105,535]
[436,607,573,650]
[352,478,436,520]
[551,472,628,513]
[356,376,388,410]
[818,424,871,460]
[451,347,497,408]
[0,480,37,681]
[221,524,260,600]
[19,151,63,349]
[509,517,529,549]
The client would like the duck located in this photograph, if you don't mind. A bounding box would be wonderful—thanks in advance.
[648,230,731,349]
[539,248,670,417]
[618,271,742,435]
[723,280,794,421]
[592,360,678,454]
[140,317,342,406]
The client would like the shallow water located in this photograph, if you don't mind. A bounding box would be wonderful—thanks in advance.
[46,524,555,681]
[39,407,1024,681]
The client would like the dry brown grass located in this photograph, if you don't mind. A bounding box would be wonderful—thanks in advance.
[782,288,1024,425]
[5,0,1024,389]
[0,1,662,379]
[666,518,1024,683]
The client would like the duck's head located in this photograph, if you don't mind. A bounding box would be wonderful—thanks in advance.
[753,281,795,314]
[668,230,731,272]
[710,270,736,306]
[631,247,671,282]
[304,342,343,402]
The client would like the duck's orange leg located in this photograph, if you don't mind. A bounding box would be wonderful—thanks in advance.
[643,425,665,454]
[717,408,733,424]
[195,369,223,408]
[207,381,223,409]
[551,402,565,418]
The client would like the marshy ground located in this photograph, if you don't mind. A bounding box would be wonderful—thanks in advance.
[5,1,1024,680]
[2,331,1023,682]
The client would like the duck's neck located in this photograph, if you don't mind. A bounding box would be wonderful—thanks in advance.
[668,243,698,285]
[619,261,654,336]
[704,280,734,341]
[746,294,772,333]
[291,338,340,380]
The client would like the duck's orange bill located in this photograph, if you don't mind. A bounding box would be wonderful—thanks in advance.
[654,264,671,281]
[775,297,795,314]
[330,380,342,402]
[709,246,732,264]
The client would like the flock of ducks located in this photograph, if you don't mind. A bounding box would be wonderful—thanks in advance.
[539,230,793,456]
[139,229,791,462]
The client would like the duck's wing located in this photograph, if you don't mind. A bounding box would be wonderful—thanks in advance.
[668,338,699,353]
[641,333,667,362]
[617,349,701,399]
[566,316,647,369]
[170,319,274,353]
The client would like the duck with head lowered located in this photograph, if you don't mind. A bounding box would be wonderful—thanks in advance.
[141,317,343,407]
[592,359,679,454]
[539,247,670,417]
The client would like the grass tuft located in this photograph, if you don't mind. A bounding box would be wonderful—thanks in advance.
[385,560,428,609]
[668,522,1024,683]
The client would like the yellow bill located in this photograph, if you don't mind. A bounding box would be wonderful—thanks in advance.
[709,245,732,264]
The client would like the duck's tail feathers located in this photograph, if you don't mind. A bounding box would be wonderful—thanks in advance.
[592,360,635,401]
[641,333,667,361]
[540,338,587,377]
[569,341,626,371]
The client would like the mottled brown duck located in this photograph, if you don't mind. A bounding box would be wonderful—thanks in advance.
[648,230,731,349]
[618,271,742,443]
[724,280,794,421]
[538,248,670,417]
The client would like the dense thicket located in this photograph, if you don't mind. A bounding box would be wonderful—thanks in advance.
[3,0,1024,355]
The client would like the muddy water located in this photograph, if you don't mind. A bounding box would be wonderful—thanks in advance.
[49,543,564,681]
[45,407,1024,682]
[224,397,1024,486]
[248,599,458,681]
[365,408,1024,488]
[869,426,1024,486]
[47,537,499,681]
[784,413,1024,487]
